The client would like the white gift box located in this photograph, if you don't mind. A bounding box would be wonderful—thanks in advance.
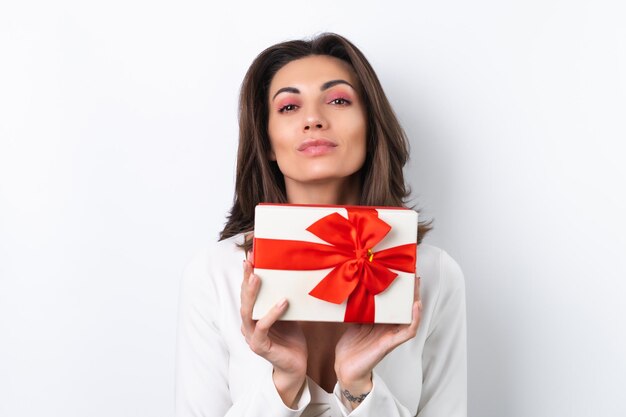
[252,204,418,324]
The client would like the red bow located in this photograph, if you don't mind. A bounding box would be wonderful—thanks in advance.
[254,208,416,323]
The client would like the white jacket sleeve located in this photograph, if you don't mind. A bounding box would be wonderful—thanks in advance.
[174,249,311,417]
[416,250,467,417]
[330,249,467,417]
[331,372,414,416]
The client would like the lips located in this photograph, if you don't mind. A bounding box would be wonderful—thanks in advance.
[297,139,338,152]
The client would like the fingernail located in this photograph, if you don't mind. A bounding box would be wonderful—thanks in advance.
[276,298,288,309]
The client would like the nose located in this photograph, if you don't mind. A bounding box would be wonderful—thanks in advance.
[304,121,323,131]
[303,112,326,131]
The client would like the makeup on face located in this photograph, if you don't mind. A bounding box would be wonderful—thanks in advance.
[271,80,357,114]
[265,55,367,196]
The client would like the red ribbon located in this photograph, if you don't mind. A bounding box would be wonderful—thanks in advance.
[254,208,416,323]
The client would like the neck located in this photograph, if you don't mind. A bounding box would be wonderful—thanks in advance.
[284,173,362,206]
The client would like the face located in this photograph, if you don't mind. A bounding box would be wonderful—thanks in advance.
[267,55,367,187]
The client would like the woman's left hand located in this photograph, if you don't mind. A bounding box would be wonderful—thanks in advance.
[334,276,422,408]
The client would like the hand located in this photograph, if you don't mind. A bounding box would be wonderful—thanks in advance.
[334,276,422,409]
[240,251,308,408]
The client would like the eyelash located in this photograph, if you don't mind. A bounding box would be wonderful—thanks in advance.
[278,104,298,113]
[277,97,352,113]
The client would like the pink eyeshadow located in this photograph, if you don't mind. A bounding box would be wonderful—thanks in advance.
[326,90,352,102]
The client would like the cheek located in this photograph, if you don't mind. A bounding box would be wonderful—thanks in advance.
[347,112,367,150]
[341,121,367,170]
[344,104,367,134]
[353,117,368,167]
[267,118,286,150]
[267,120,297,164]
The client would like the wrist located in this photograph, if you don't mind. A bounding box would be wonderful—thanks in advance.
[335,367,372,392]
[337,373,372,410]
[337,376,372,396]
[272,369,306,408]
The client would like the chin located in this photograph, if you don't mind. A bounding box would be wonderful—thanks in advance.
[296,169,361,184]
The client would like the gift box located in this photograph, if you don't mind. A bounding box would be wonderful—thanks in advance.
[252,203,418,324]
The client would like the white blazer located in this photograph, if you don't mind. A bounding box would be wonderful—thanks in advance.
[175,233,466,417]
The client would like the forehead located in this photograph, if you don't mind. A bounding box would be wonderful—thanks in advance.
[269,55,359,93]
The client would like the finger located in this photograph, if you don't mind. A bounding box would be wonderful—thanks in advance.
[402,300,422,340]
[387,300,421,348]
[240,259,253,314]
[410,299,422,332]
[241,258,253,299]
[240,272,261,336]
[414,275,421,302]
[255,297,288,335]
[250,298,289,354]
[248,248,254,267]
[418,276,421,300]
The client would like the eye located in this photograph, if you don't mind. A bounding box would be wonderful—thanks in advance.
[329,97,351,105]
[278,104,298,113]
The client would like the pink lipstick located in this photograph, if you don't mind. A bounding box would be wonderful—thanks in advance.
[297,139,338,156]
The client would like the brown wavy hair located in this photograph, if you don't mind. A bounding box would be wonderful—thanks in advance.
[219,32,432,250]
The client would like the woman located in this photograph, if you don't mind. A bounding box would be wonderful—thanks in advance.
[175,33,466,417]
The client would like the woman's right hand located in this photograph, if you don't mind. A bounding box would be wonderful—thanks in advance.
[240,252,308,408]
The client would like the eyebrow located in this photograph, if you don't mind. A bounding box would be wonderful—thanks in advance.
[271,79,355,101]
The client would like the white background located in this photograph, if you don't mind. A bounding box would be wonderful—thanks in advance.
[1,1,625,416]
